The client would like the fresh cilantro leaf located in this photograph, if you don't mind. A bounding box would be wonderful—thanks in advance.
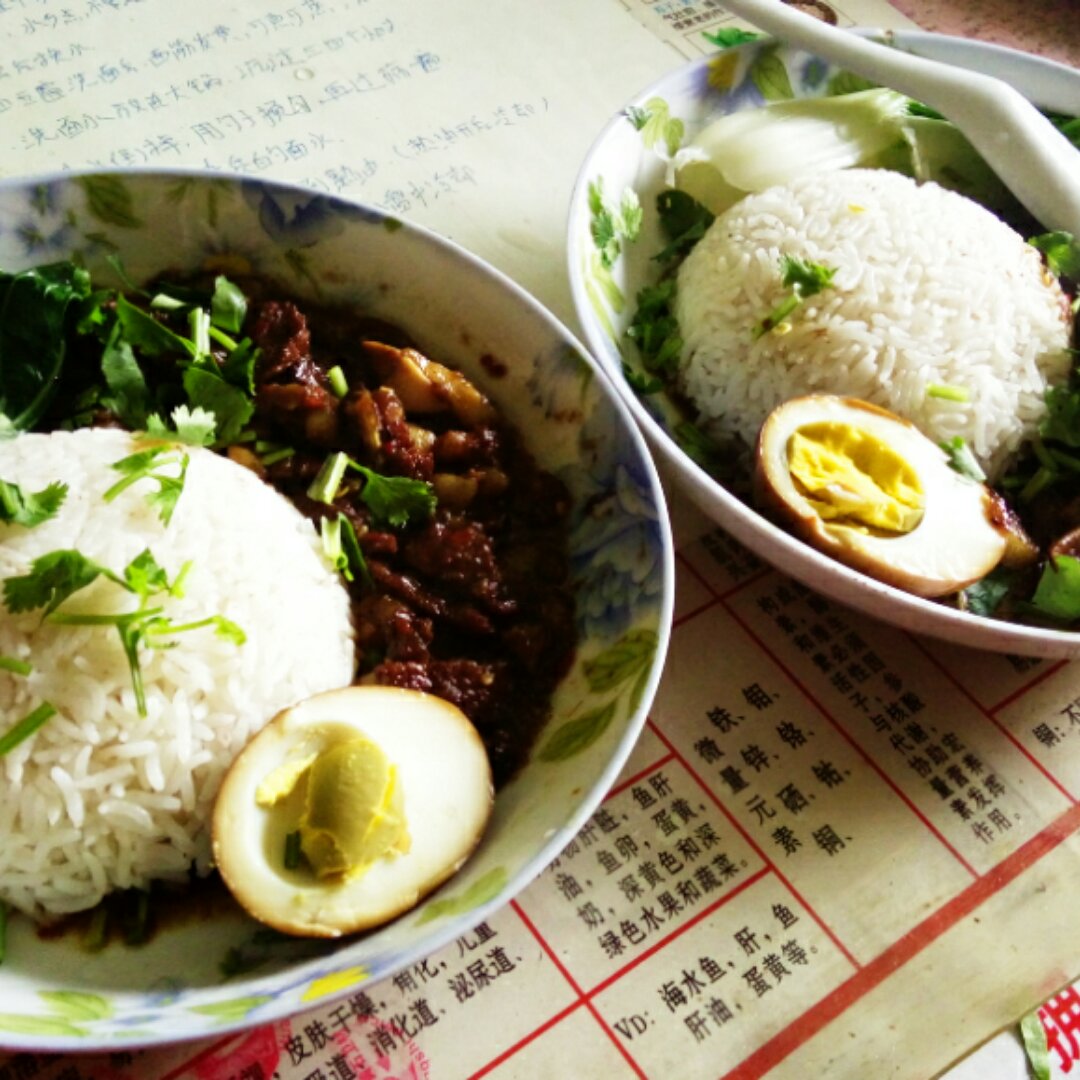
[3,549,113,617]
[0,261,93,430]
[961,568,1014,617]
[104,446,190,526]
[702,27,760,48]
[122,548,170,600]
[182,365,254,445]
[220,338,258,395]
[621,363,664,394]
[675,421,726,470]
[349,462,436,528]
[1029,230,1080,280]
[0,702,57,757]
[755,255,837,337]
[115,294,196,358]
[0,479,68,527]
[1031,554,1080,622]
[627,279,682,376]
[1041,382,1080,447]
[100,320,151,428]
[210,276,247,334]
[939,437,986,482]
[906,99,945,120]
[145,404,216,447]
[654,189,714,263]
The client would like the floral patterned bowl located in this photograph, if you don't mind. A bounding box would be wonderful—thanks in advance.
[567,33,1080,658]
[0,170,674,1048]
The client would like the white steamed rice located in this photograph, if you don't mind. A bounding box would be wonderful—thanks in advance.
[0,429,355,918]
[674,168,1074,480]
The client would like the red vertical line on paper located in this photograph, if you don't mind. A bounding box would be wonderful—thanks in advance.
[672,593,721,629]
[466,998,588,1080]
[605,748,677,800]
[721,798,1080,1080]
[497,870,769,1079]
[156,1033,243,1080]
[649,720,861,970]
[908,636,1076,803]
[675,548,773,604]
[506,898,650,1080]
[990,658,1068,713]
[722,600,980,878]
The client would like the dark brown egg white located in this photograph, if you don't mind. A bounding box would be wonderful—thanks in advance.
[212,685,494,937]
[754,395,1038,597]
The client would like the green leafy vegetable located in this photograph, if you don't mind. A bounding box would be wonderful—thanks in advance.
[0,702,58,757]
[0,478,67,527]
[13,546,245,717]
[960,568,1013,617]
[654,189,714,263]
[939,437,986,482]
[350,462,436,528]
[103,446,190,526]
[1030,230,1080,279]
[1031,555,1080,622]
[100,322,151,428]
[210,275,247,334]
[621,363,664,394]
[219,339,259,395]
[1020,1011,1052,1080]
[145,404,216,447]
[115,294,195,359]
[627,278,682,377]
[754,255,837,337]
[181,365,253,445]
[0,262,92,430]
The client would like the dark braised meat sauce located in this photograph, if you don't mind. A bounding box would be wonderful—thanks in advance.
[251,297,576,785]
[56,283,578,787]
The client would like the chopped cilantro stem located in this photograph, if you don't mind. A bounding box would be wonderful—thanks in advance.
[327,366,348,398]
[927,384,970,402]
[103,448,190,526]
[83,905,109,953]
[755,256,837,338]
[207,325,239,353]
[0,702,57,756]
[307,451,350,504]
[284,831,302,870]
[260,448,294,466]
[0,656,32,676]
[123,890,151,945]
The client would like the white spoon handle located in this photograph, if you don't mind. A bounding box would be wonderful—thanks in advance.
[721,0,1080,236]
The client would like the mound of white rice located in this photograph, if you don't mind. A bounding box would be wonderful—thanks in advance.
[674,168,1074,480]
[0,429,355,918]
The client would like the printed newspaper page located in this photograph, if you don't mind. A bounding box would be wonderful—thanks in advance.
[3,0,1080,1077]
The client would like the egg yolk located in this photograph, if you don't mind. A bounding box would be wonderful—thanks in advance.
[255,732,410,880]
[787,421,925,534]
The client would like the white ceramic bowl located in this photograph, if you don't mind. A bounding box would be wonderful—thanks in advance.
[567,30,1080,658]
[0,170,674,1048]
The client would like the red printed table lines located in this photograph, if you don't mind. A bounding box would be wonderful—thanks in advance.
[909,634,1078,805]
[717,592,982,879]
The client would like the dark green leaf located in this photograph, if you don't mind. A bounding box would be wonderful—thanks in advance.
[0,262,92,429]
[100,321,151,428]
[210,276,247,334]
[220,339,258,395]
[182,366,254,445]
[538,701,617,762]
[350,463,436,529]
[115,294,195,359]
[1029,230,1080,279]
[654,189,714,263]
[628,278,682,377]
[961,569,1013,618]
[621,363,663,394]
[3,549,112,616]
[1041,382,1080,447]
[0,479,67,527]
[1031,555,1080,622]
[123,549,170,601]
[0,702,57,757]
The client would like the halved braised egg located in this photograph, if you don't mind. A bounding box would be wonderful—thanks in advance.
[212,685,493,937]
[754,395,1032,598]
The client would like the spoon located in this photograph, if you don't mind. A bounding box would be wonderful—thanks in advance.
[720,0,1080,237]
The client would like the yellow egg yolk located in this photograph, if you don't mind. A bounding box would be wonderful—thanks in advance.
[255,732,410,880]
[787,421,925,534]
